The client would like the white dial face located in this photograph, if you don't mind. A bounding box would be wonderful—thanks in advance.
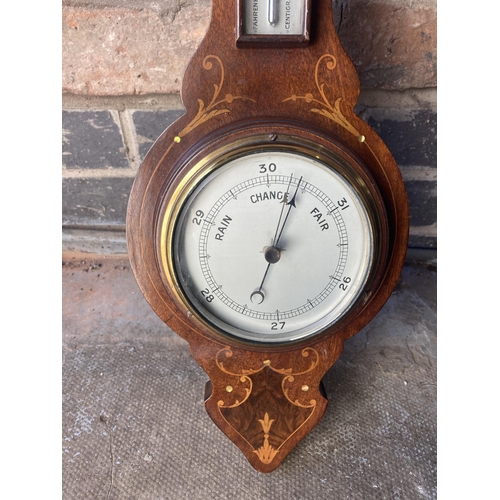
[243,0,306,35]
[173,150,374,343]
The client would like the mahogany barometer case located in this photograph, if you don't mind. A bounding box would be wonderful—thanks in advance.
[126,0,409,472]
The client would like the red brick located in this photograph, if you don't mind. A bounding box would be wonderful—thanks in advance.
[62,6,210,95]
[334,0,436,89]
[62,1,436,96]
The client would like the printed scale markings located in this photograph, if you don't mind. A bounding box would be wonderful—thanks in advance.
[198,174,349,321]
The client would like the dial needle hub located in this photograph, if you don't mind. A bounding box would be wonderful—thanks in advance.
[264,246,281,264]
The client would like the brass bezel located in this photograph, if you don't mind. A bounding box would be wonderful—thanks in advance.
[157,133,387,347]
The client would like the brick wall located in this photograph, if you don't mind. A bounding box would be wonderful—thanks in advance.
[62,0,437,255]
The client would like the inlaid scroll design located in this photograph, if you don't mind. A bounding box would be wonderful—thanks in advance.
[215,347,257,409]
[178,55,256,138]
[213,346,321,464]
[281,348,319,408]
[215,346,319,409]
[283,53,361,138]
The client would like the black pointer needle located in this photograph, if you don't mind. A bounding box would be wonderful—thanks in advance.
[250,176,303,304]
[272,174,294,246]
[250,176,292,305]
[274,176,303,247]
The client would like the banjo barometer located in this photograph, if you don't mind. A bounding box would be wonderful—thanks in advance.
[127,0,409,472]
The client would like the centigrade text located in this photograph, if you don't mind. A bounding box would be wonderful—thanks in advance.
[285,1,291,30]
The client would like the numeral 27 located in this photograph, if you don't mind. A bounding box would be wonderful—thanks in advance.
[271,321,285,330]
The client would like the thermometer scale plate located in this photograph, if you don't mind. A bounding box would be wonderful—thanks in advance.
[237,0,311,47]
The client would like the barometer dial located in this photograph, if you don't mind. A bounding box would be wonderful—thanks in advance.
[163,147,378,344]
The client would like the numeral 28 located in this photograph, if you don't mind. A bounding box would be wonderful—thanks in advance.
[200,288,214,302]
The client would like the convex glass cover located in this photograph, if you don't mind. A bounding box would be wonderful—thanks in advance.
[161,146,378,344]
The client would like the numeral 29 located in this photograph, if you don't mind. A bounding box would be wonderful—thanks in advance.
[192,210,204,225]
